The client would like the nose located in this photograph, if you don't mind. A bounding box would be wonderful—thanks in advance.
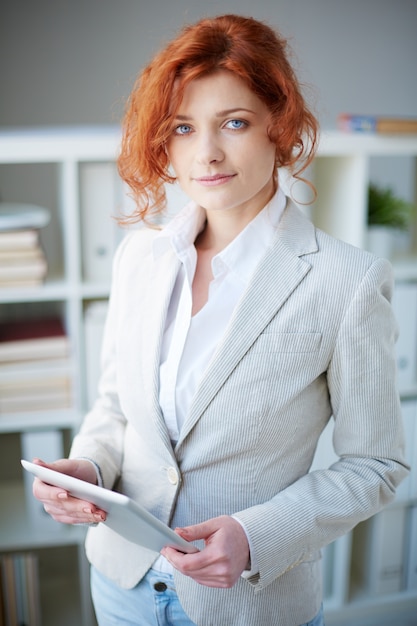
[196,131,224,165]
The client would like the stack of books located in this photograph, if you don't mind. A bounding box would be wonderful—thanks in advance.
[0,552,41,626]
[0,317,72,414]
[0,203,50,289]
[338,114,417,134]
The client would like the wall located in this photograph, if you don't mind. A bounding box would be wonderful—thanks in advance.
[1,0,417,130]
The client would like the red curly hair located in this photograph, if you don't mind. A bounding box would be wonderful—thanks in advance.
[118,14,318,222]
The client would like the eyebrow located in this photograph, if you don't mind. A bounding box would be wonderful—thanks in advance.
[174,108,256,121]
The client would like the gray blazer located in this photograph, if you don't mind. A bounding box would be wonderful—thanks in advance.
[71,199,409,625]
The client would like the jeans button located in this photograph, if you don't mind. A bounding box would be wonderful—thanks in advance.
[154,582,167,592]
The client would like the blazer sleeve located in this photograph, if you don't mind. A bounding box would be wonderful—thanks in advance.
[234,257,410,591]
[70,233,136,490]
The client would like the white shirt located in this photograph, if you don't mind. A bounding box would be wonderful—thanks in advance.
[153,189,286,573]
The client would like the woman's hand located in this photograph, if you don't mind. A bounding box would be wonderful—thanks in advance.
[31,458,107,525]
[161,515,250,588]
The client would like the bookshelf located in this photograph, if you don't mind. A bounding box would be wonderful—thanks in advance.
[0,127,416,624]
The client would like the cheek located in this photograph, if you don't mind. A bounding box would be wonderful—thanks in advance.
[165,143,179,174]
[260,140,277,171]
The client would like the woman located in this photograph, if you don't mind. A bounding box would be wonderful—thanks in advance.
[33,14,408,626]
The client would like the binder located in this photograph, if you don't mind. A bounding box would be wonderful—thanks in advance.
[84,300,108,409]
[395,399,417,502]
[392,282,417,391]
[79,162,118,283]
[405,505,417,590]
[352,507,407,595]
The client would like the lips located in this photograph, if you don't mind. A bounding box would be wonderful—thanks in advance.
[194,173,236,186]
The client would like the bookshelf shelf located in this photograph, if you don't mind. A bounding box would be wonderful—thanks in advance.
[0,409,82,434]
[0,281,71,304]
[0,126,416,625]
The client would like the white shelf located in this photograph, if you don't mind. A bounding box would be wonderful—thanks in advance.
[0,126,120,163]
[319,130,417,156]
[0,408,82,434]
[0,126,416,626]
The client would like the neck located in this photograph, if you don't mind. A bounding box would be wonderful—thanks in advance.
[197,185,276,253]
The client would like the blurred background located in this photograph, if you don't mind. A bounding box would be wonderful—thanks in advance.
[1,0,416,206]
[1,0,416,129]
[0,2,416,625]
[0,0,416,224]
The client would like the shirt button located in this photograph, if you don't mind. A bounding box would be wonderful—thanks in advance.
[167,467,179,485]
[154,582,167,592]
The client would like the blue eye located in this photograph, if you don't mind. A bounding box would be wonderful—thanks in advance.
[174,124,192,135]
[226,119,246,130]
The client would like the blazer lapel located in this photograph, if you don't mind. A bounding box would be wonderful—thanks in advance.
[177,202,318,444]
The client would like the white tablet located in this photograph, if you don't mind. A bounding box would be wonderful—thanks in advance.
[21,460,198,554]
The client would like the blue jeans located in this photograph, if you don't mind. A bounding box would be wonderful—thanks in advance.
[91,568,197,626]
[91,566,325,626]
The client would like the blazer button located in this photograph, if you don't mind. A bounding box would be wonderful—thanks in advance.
[167,467,179,485]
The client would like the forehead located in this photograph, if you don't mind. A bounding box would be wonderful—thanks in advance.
[175,70,266,114]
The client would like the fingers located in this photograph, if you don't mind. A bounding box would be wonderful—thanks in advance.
[161,516,250,588]
[34,481,106,525]
[30,458,106,525]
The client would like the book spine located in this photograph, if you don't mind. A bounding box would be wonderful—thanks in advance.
[0,553,41,626]
[0,229,39,250]
[338,114,377,133]
[1,555,18,626]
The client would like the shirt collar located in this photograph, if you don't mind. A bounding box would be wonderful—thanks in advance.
[152,200,206,259]
[153,187,287,284]
[213,188,286,285]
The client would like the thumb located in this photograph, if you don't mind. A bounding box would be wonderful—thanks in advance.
[175,518,220,542]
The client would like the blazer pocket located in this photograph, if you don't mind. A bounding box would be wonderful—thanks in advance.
[252,332,322,354]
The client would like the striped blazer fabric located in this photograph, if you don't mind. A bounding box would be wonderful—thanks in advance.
[71,198,409,625]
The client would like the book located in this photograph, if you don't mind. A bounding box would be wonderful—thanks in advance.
[0,278,46,289]
[0,556,18,626]
[0,357,71,379]
[0,317,70,363]
[338,114,417,134]
[0,553,41,626]
[0,229,39,251]
[0,375,71,396]
[0,248,44,263]
[0,390,72,413]
[0,256,47,281]
[25,554,41,626]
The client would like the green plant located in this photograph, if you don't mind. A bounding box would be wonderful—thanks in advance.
[368,183,414,230]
